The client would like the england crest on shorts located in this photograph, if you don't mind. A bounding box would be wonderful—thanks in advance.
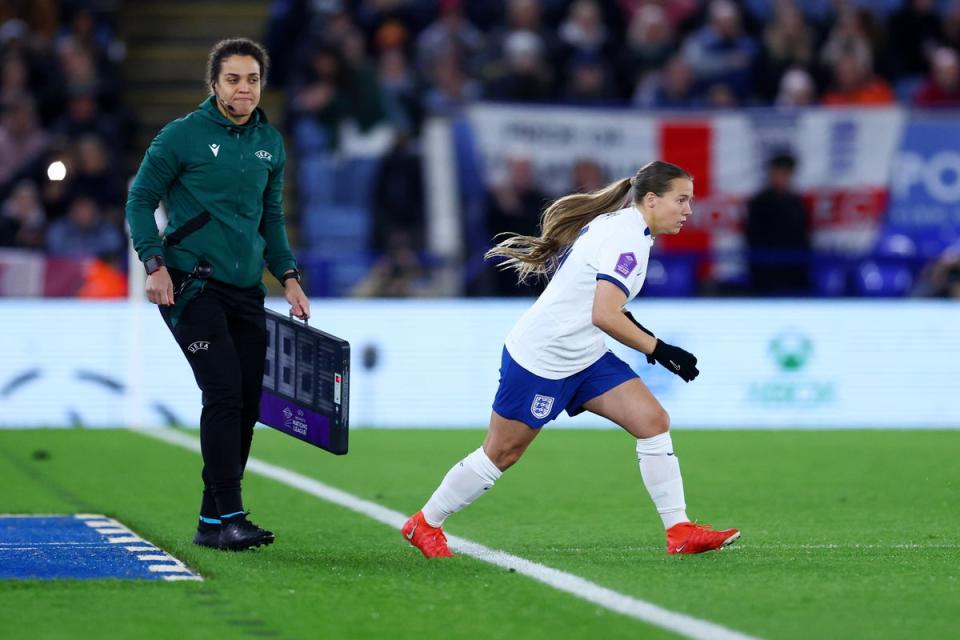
[530,394,555,419]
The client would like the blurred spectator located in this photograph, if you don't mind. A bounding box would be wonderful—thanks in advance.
[0,180,45,249]
[776,67,817,106]
[559,0,612,60]
[0,94,48,191]
[681,0,759,100]
[377,46,421,136]
[821,49,894,105]
[370,134,425,253]
[562,52,618,104]
[486,155,546,296]
[745,151,810,295]
[481,0,560,93]
[55,37,116,108]
[423,55,481,116]
[913,47,960,107]
[415,0,485,81]
[886,0,942,78]
[292,43,391,153]
[45,196,123,259]
[77,256,127,298]
[619,0,699,32]
[619,4,677,96]
[1,53,30,106]
[819,5,884,79]
[68,134,124,220]
[352,230,431,297]
[634,54,701,108]
[756,0,815,101]
[483,30,554,101]
[53,90,120,145]
[571,158,607,193]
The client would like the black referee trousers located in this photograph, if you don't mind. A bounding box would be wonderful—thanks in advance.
[161,276,266,518]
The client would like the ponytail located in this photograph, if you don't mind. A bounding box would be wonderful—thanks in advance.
[485,178,633,284]
[485,160,691,285]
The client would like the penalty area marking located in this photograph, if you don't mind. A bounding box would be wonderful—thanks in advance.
[139,428,759,640]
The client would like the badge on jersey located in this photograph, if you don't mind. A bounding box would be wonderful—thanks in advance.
[530,394,555,419]
[615,252,638,277]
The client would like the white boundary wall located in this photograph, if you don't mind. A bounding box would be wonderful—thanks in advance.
[1,299,958,429]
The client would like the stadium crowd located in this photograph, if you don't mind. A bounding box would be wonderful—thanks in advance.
[2,1,959,297]
[266,0,960,297]
[0,2,129,296]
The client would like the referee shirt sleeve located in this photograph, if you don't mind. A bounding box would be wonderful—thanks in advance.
[260,140,297,281]
[125,126,181,263]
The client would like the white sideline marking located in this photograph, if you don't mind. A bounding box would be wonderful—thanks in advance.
[148,564,191,573]
[137,554,174,561]
[138,428,759,640]
[82,520,117,528]
[125,546,158,552]
[107,535,143,544]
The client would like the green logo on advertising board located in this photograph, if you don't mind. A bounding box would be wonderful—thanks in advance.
[747,330,835,407]
[769,331,813,371]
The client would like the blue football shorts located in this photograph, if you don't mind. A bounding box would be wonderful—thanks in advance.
[492,346,639,429]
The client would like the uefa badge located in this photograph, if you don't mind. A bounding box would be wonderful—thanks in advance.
[530,394,555,419]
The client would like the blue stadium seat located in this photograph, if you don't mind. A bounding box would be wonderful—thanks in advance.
[641,255,697,297]
[853,259,914,297]
[812,260,849,297]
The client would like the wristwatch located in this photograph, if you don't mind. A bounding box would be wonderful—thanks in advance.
[280,269,302,286]
[144,255,166,275]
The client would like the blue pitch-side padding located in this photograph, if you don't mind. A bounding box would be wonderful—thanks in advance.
[0,514,202,581]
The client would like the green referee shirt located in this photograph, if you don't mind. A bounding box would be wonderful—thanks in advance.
[126,96,297,289]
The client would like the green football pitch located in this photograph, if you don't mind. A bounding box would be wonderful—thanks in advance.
[1,428,957,640]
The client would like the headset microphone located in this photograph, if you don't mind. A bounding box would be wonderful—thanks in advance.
[214,89,237,113]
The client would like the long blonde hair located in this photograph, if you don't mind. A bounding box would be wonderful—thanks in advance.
[485,160,691,284]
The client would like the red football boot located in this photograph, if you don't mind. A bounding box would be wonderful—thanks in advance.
[402,511,454,558]
[667,521,740,554]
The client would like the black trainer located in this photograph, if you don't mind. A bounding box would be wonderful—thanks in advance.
[219,513,275,551]
[193,522,221,549]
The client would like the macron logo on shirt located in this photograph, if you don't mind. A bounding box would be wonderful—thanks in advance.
[615,252,637,277]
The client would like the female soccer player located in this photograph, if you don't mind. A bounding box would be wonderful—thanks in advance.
[403,160,739,556]
[126,39,309,550]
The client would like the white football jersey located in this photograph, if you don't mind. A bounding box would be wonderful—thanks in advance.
[505,205,654,379]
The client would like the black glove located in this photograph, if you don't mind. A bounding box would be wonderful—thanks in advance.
[623,310,656,365]
[651,339,699,382]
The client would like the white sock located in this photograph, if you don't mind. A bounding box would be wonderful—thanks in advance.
[421,447,502,527]
[636,432,689,530]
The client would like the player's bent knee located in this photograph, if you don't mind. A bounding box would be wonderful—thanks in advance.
[650,408,670,435]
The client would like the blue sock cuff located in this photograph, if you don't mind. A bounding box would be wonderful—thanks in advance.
[199,516,221,525]
[221,511,245,520]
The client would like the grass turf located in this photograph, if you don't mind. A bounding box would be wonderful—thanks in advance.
[1,428,957,640]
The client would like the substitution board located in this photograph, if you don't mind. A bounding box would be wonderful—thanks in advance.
[259,309,350,455]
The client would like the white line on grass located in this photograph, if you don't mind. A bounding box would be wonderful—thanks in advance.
[139,428,759,640]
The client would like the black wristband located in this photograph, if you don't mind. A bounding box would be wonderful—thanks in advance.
[281,269,302,286]
[144,255,165,275]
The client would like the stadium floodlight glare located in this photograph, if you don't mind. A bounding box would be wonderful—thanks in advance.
[47,160,67,181]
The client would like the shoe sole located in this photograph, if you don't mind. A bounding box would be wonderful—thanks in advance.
[222,534,275,552]
[719,530,741,550]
